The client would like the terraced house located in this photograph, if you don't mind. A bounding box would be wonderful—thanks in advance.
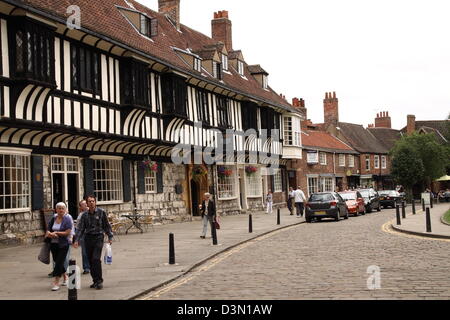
[0,0,303,244]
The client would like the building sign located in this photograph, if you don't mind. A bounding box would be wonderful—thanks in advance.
[307,151,318,164]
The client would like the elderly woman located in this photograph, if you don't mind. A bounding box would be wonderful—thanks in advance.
[45,202,73,291]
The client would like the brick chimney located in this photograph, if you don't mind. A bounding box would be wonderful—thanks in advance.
[212,10,232,52]
[374,111,392,128]
[158,0,180,30]
[324,91,339,126]
[292,97,308,129]
[407,115,416,135]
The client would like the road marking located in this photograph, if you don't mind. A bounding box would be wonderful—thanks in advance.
[137,223,304,300]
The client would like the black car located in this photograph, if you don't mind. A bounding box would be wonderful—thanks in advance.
[357,188,381,213]
[378,190,406,208]
[305,192,349,223]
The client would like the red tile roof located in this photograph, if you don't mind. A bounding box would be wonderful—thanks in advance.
[302,130,357,153]
[19,0,294,110]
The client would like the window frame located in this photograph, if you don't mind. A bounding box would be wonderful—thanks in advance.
[237,60,244,76]
[221,54,228,71]
[144,169,157,194]
[91,157,124,205]
[273,169,283,193]
[365,155,371,171]
[348,154,355,168]
[217,165,237,200]
[381,156,387,169]
[71,42,101,94]
[339,154,346,167]
[246,167,262,198]
[374,155,380,169]
[319,152,327,165]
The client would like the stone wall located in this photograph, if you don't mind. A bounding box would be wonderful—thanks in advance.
[217,198,241,216]
[247,197,264,212]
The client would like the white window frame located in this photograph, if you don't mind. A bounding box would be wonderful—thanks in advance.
[320,177,334,193]
[273,169,283,193]
[307,177,319,198]
[194,58,202,72]
[374,155,380,169]
[348,154,355,168]
[145,169,157,194]
[217,165,237,200]
[246,167,262,198]
[222,54,228,71]
[283,116,301,147]
[263,75,268,89]
[238,60,244,76]
[339,154,345,167]
[91,156,124,204]
[307,151,319,164]
[381,156,387,169]
[365,155,371,171]
[319,152,327,165]
[0,148,32,213]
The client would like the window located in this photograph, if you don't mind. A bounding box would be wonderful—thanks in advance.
[365,155,371,171]
[246,168,262,197]
[139,14,158,38]
[93,159,123,203]
[320,177,334,192]
[319,152,327,165]
[283,116,300,147]
[221,54,228,71]
[273,169,283,193]
[263,75,268,89]
[374,155,380,169]
[308,177,318,197]
[217,166,236,199]
[213,61,223,80]
[161,74,187,117]
[12,21,54,83]
[145,170,156,193]
[194,58,202,72]
[72,44,101,93]
[348,155,355,168]
[0,152,30,211]
[237,60,244,76]
[339,154,345,167]
[307,151,319,164]
[121,59,150,107]
[216,96,229,128]
[381,156,387,169]
[195,89,210,124]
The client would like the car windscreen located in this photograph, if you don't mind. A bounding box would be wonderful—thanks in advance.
[339,193,357,200]
[309,194,334,202]
[359,190,370,198]
[378,191,391,196]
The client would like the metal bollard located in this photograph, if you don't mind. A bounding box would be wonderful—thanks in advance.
[401,201,406,219]
[68,259,77,301]
[426,208,432,233]
[396,205,401,225]
[169,233,175,265]
[249,214,253,233]
[412,199,416,215]
[211,220,218,245]
[422,199,425,212]
[277,208,281,225]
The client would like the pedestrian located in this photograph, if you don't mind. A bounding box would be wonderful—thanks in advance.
[445,189,450,203]
[75,200,90,275]
[266,190,273,214]
[200,193,216,239]
[288,187,294,215]
[45,202,73,291]
[74,195,113,290]
[294,186,307,217]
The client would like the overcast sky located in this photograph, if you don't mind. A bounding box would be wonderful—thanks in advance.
[141,0,450,129]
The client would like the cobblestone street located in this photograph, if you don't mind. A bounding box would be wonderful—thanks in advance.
[149,207,450,300]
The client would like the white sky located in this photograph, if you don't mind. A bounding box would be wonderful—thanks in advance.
[140,0,450,129]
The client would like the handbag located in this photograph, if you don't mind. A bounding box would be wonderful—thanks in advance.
[214,216,220,230]
[38,242,51,265]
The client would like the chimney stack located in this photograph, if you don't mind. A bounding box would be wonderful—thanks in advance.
[158,0,180,31]
[323,91,339,127]
[407,115,416,135]
[212,10,233,52]
[374,110,392,128]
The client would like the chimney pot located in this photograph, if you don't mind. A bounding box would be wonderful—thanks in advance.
[212,9,233,51]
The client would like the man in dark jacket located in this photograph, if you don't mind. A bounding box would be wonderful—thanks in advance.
[200,193,216,239]
[74,195,113,290]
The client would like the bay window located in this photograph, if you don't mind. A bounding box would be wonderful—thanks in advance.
[217,165,236,199]
[283,116,300,147]
[0,150,30,211]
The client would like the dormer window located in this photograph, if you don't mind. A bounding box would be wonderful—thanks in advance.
[221,54,228,71]
[194,57,202,72]
[263,75,268,89]
[213,61,223,80]
[139,14,157,38]
[238,60,244,76]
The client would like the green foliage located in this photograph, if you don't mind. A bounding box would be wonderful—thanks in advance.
[390,133,448,187]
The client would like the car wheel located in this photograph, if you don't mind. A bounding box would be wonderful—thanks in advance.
[335,210,340,222]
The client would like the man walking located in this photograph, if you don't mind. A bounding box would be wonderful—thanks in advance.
[200,193,216,239]
[74,195,113,290]
[75,200,90,275]
[294,186,307,217]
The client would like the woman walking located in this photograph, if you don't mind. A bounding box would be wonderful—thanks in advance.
[45,202,73,291]
[266,190,273,214]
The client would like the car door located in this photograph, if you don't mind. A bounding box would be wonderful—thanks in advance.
[336,193,347,214]
[369,189,376,210]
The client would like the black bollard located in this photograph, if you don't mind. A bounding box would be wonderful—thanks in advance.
[68,259,77,301]
[430,194,434,209]
[422,199,425,212]
[401,201,406,219]
[169,233,175,265]
[211,220,218,245]
[249,214,253,233]
[277,208,281,225]
[426,208,432,233]
[396,205,401,225]
[412,199,416,215]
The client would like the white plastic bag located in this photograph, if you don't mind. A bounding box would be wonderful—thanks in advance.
[104,243,112,265]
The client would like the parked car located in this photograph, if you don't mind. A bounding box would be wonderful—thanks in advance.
[338,191,366,216]
[357,188,381,213]
[305,192,349,223]
[378,190,406,209]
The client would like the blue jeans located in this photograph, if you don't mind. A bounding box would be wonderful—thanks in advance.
[80,240,90,272]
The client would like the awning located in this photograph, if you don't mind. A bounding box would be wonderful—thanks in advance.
[436,175,450,182]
